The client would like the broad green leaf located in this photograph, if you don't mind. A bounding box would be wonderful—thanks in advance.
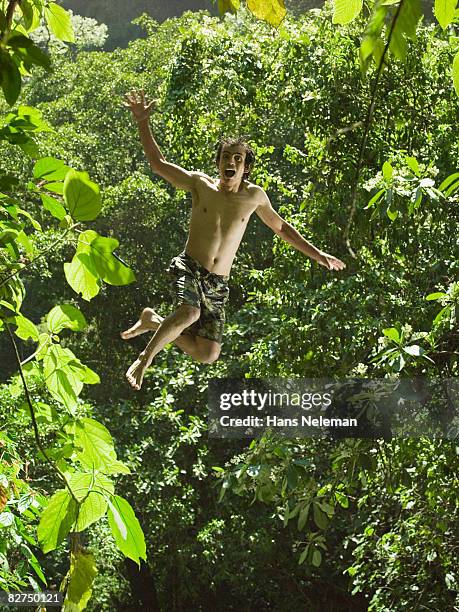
[297,503,310,531]
[43,181,64,195]
[426,292,447,300]
[79,365,100,385]
[434,0,457,29]
[405,156,420,176]
[333,0,363,24]
[19,1,35,31]
[312,548,322,567]
[433,305,450,326]
[63,171,101,221]
[35,333,51,361]
[40,194,66,221]
[37,489,77,553]
[74,418,115,471]
[218,0,240,13]
[438,172,459,193]
[382,161,393,180]
[396,0,422,41]
[75,418,130,474]
[16,230,34,256]
[403,344,424,356]
[89,236,136,286]
[386,205,398,221]
[0,227,20,246]
[7,34,51,70]
[64,257,100,302]
[298,546,309,565]
[68,473,113,531]
[43,344,83,410]
[246,0,286,27]
[14,315,39,341]
[0,50,21,106]
[44,3,75,42]
[364,188,385,209]
[313,503,328,529]
[13,105,53,132]
[107,495,146,565]
[46,304,87,334]
[16,208,41,231]
[453,52,459,97]
[383,327,401,343]
[33,157,70,181]
[63,550,97,611]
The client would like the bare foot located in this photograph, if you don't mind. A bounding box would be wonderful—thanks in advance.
[125,353,152,390]
[121,308,163,340]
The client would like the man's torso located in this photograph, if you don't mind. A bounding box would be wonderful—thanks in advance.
[185,174,262,276]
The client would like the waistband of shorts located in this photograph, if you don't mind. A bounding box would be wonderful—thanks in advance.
[180,251,229,281]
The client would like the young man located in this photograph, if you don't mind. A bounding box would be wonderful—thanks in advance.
[122,90,346,390]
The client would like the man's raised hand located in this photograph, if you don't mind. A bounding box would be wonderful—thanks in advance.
[318,252,346,271]
[123,89,155,123]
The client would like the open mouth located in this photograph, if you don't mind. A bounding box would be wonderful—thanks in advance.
[224,169,236,178]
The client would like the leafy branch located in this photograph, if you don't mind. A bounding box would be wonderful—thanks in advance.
[344,0,407,257]
[5,320,79,504]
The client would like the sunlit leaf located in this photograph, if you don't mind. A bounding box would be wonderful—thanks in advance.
[44,2,75,43]
[46,304,87,334]
[218,0,240,14]
[14,315,39,341]
[453,51,459,96]
[333,0,363,24]
[107,495,146,566]
[34,157,70,181]
[246,0,286,27]
[434,0,457,29]
[63,170,101,221]
[62,550,97,611]
[64,256,100,302]
[37,489,77,553]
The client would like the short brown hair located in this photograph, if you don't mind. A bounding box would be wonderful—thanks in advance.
[215,136,255,179]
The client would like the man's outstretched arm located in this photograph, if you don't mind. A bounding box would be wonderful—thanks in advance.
[124,89,197,191]
[254,188,346,271]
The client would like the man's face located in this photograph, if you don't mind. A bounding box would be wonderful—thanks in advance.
[218,144,248,185]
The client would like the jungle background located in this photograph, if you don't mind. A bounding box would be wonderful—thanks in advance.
[0,0,458,610]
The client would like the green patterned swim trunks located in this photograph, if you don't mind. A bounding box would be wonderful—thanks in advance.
[166,251,230,344]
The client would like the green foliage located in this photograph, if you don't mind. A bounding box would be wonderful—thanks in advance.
[0,433,47,591]
[0,1,145,607]
[1,0,458,608]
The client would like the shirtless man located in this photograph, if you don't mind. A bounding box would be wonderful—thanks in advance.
[122,90,346,390]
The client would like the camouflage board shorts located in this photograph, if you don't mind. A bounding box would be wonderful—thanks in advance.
[166,251,230,344]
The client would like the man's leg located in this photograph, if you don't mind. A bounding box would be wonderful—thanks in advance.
[121,307,219,362]
[125,305,220,390]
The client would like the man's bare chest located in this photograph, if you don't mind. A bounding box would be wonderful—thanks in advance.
[191,181,258,225]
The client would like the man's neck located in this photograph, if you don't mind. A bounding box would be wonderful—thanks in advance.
[217,178,245,193]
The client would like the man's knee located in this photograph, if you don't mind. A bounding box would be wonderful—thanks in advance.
[175,304,200,327]
[198,342,221,364]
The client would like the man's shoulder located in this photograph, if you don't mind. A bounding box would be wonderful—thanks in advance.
[244,182,269,204]
[190,171,214,183]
